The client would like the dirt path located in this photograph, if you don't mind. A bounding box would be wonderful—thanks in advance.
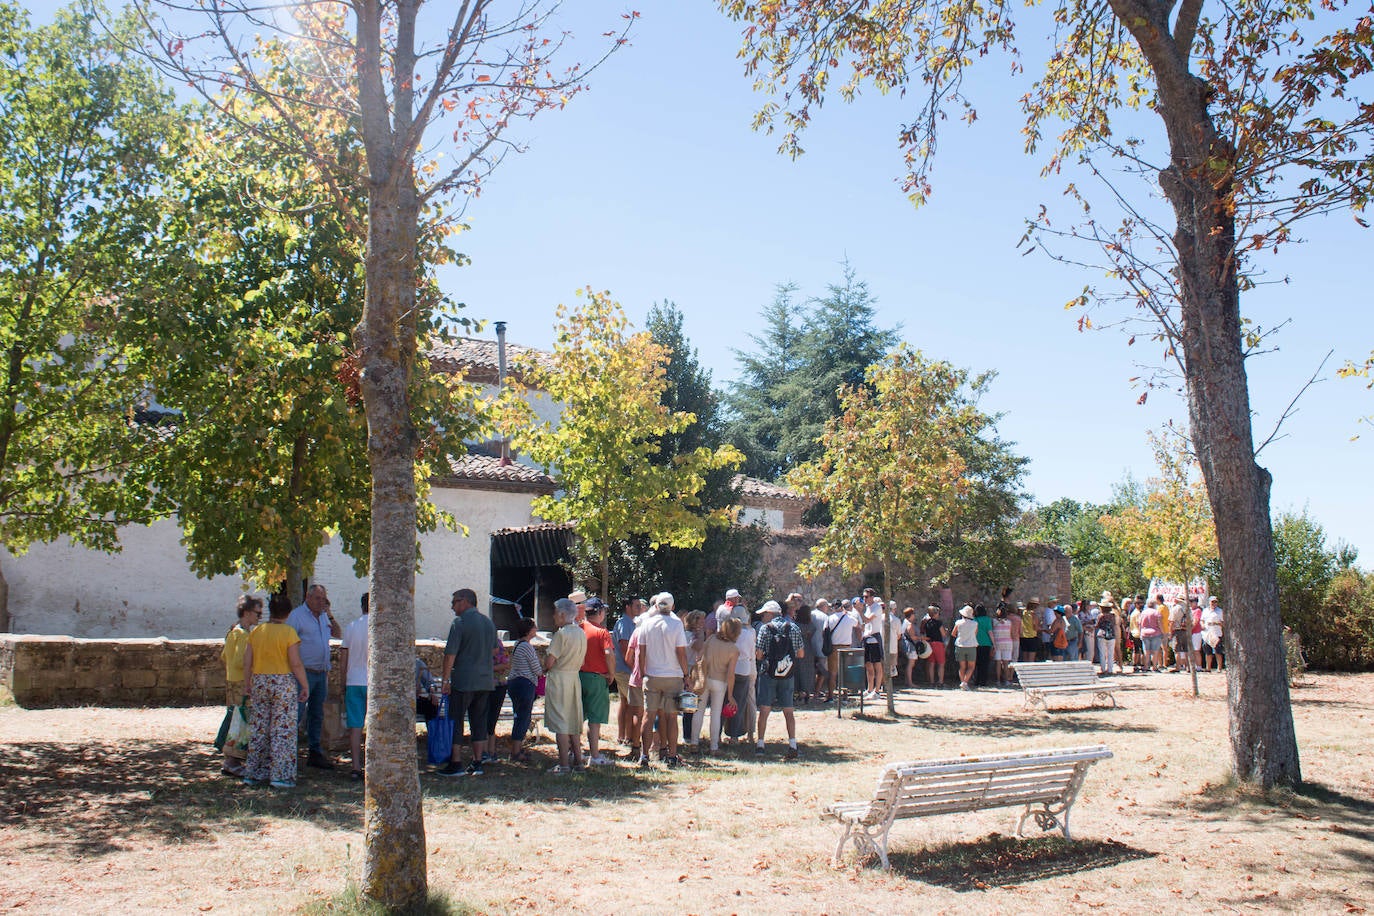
[2,672,1371,914]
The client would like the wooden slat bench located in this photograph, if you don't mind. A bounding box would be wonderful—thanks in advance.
[1011,661,1120,711]
[822,745,1113,869]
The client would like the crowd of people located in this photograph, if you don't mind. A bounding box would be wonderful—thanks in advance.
[216,582,1226,785]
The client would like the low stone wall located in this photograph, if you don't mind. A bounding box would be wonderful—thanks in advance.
[0,635,448,711]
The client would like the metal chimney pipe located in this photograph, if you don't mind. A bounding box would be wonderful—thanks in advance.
[495,321,511,464]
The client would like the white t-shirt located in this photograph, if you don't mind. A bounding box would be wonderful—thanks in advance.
[734,625,756,676]
[342,615,369,687]
[827,610,856,646]
[1202,607,1224,637]
[862,604,884,637]
[639,611,690,678]
[953,617,980,648]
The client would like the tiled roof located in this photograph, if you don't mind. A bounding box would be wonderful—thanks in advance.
[733,474,808,503]
[435,454,556,493]
[493,522,574,536]
[427,337,552,386]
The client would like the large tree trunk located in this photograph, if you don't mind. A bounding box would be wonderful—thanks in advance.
[1145,45,1300,787]
[357,177,427,904]
[355,1,427,905]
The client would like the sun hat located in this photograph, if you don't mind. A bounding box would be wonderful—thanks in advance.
[759,600,782,617]
[915,639,933,659]
[958,605,974,618]
[567,590,587,604]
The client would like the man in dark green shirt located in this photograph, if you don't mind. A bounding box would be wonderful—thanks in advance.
[438,588,496,776]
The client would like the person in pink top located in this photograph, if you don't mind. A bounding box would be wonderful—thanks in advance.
[1138,600,1165,672]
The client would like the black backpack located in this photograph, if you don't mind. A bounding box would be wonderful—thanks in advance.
[764,621,796,678]
[822,615,840,657]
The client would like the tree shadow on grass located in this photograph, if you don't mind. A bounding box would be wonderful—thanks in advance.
[1186,778,1374,878]
[0,739,363,856]
[422,739,864,805]
[886,833,1153,891]
[901,712,1156,740]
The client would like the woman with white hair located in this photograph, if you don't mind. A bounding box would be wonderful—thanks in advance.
[542,597,587,774]
[726,605,756,743]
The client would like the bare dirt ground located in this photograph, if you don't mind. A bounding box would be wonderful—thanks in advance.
[1,671,1371,915]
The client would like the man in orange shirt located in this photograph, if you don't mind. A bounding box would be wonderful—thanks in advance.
[580,598,617,765]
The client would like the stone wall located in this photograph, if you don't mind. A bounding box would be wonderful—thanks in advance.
[0,634,447,711]
[759,529,1072,616]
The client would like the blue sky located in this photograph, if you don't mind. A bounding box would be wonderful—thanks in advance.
[447,4,1373,561]
[23,1,1374,560]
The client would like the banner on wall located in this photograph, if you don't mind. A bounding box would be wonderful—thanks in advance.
[1146,577,1209,606]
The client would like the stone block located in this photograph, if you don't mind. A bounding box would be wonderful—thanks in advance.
[162,668,195,689]
[73,671,110,691]
[121,670,157,690]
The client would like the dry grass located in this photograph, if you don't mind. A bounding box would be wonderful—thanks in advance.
[1,672,1372,914]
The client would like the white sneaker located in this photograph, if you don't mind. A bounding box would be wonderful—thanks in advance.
[588,755,613,766]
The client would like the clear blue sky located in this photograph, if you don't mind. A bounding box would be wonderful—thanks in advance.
[23,1,1374,561]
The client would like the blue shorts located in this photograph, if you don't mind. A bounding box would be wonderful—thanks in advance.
[756,675,795,710]
[345,685,367,729]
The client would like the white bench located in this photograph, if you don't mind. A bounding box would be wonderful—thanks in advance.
[822,745,1113,869]
[1011,661,1119,711]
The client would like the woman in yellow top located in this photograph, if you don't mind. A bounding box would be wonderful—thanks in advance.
[218,596,261,776]
[242,593,309,789]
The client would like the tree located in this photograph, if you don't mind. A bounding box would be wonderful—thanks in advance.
[725,265,899,481]
[509,291,744,604]
[931,409,1030,598]
[1100,430,1219,691]
[1020,495,1148,599]
[717,0,1374,788]
[135,0,633,903]
[0,1,178,632]
[724,282,809,481]
[637,302,767,611]
[141,73,481,605]
[1272,509,1358,641]
[787,347,993,713]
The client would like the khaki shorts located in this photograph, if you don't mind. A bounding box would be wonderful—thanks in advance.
[643,675,684,714]
[614,671,643,708]
[827,650,842,675]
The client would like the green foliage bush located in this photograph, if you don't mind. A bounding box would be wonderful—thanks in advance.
[1291,568,1374,671]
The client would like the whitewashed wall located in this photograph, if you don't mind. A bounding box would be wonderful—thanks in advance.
[737,506,784,530]
[2,484,541,641]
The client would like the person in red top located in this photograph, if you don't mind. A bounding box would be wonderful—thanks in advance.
[579,598,617,765]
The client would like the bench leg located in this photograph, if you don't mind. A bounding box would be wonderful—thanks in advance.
[832,822,853,867]
[1096,690,1117,708]
[835,820,893,870]
[1017,801,1070,839]
[854,822,892,871]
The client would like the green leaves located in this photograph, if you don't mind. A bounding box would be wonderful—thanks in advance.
[787,347,1026,590]
[0,0,179,560]
[506,290,742,596]
[1099,429,1218,587]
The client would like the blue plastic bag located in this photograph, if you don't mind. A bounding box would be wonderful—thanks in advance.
[426,695,454,764]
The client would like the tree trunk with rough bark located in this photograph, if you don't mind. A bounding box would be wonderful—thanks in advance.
[1117,0,1301,787]
[355,0,427,905]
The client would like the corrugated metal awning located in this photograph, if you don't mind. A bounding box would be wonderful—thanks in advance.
[490,524,575,569]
